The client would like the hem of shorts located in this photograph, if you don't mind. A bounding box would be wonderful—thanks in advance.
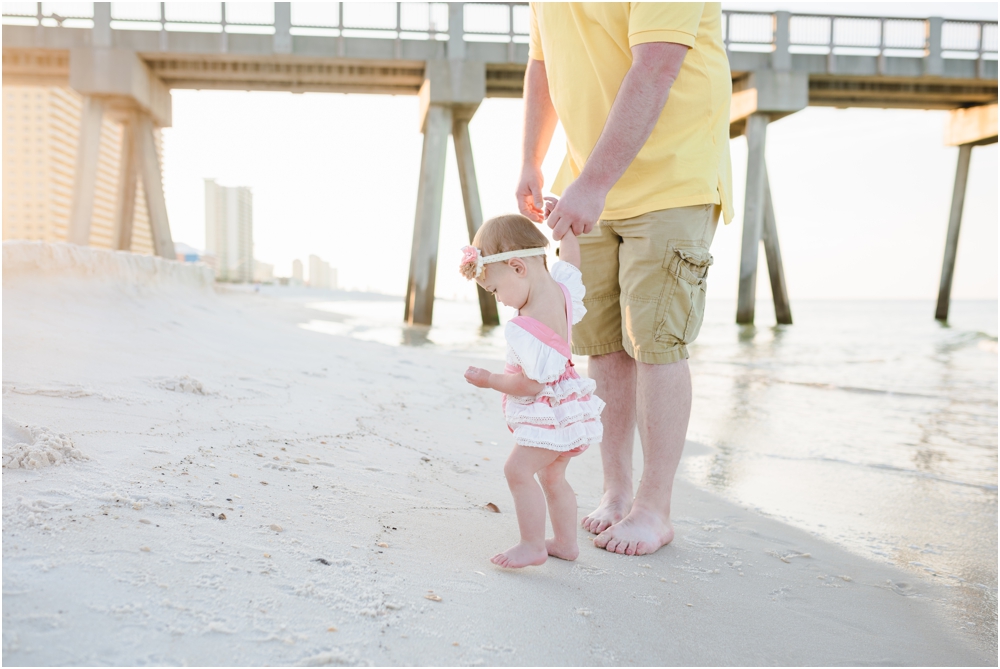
[571,341,625,357]
[622,339,690,365]
[600,191,721,222]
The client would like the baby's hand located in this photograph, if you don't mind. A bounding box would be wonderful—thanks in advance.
[544,196,559,219]
[464,366,492,389]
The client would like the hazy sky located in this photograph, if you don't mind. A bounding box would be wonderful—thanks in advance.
[161,2,998,302]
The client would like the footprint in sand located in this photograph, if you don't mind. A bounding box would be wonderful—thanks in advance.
[2,416,87,470]
[152,375,206,394]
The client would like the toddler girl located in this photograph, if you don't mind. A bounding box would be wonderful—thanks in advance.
[460,210,604,568]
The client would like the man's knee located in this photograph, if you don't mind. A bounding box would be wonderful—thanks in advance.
[591,349,633,369]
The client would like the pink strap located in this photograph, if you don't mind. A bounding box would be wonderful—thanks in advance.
[510,317,571,358]
[509,283,573,358]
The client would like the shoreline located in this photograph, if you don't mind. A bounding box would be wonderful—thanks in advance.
[2,244,992,665]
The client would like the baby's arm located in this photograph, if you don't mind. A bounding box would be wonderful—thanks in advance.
[559,230,581,269]
[465,366,544,396]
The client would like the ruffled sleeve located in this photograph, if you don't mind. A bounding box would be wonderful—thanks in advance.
[505,321,570,384]
[550,261,587,324]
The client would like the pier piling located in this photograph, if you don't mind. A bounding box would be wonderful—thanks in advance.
[453,115,500,326]
[935,143,972,322]
[405,105,452,326]
[112,114,138,251]
[737,114,769,325]
[762,167,792,325]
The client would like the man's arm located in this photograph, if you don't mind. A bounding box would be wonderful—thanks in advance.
[516,59,560,223]
[547,42,688,240]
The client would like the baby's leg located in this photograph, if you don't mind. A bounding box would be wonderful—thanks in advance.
[538,453,580,561]
[491,444,561,569]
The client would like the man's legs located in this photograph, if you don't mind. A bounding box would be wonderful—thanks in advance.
[580,349,636,534]
[588,204,718,555]
[593,358,691,555]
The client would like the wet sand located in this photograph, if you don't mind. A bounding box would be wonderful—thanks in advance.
[2,242,990,665]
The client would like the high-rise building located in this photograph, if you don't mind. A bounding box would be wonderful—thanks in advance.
[204,179,253,283]
[1,85,157,253]
[291,259,304,283]
[308,254,337,290]
[252,259,274,283]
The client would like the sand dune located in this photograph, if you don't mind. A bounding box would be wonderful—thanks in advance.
[1,242,989,665]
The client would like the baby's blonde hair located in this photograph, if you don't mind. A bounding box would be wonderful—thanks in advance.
[460,214,549,280]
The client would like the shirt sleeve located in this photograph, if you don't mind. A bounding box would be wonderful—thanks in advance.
[628,2,704,49]
[528,3,544,61]
[550,261,587,325]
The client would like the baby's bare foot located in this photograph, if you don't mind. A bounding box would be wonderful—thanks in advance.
[581,492,632,535]
[490,542,548,568]
[545,537,579,561]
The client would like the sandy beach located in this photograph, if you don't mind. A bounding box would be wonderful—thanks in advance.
[2,242,992,666]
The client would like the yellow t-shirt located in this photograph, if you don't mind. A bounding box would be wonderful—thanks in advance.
[530,2,733,223]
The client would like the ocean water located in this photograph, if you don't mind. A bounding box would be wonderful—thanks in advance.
[291,289,997,645]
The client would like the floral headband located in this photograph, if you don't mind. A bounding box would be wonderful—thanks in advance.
[459,245,547,279]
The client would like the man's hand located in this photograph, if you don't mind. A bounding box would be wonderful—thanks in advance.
[546,179,606,240]
[516,164,546,223]
[464,367,492,389]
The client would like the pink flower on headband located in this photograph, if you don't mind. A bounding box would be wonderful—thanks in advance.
[459,245,482,280]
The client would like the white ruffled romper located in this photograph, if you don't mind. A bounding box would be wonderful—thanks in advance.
[502,261,605,453]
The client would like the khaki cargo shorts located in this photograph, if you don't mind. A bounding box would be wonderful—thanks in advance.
[573,204,719,364]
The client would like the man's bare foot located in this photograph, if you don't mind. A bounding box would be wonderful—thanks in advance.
[491,542,548,568]
[581,492,632,534]
[594,506,674,556]
[545,537,579,561]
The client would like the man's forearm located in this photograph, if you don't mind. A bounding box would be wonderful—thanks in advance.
[522,59,559,169]
[576,43,688,193]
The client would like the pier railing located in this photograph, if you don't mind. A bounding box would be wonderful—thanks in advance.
[3,3,996,68]
[1,3,529,42]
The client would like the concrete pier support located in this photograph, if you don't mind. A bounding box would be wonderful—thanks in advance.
[736,115,793,326]
[453,115,500,326]
[404,51,487,326]
[935,103,997,321]
[135,113,175,259]
[934,143,972,321]
[66,44,175,256]
[762,167,792,325]
[405,105,452,325]
[67,96,105,245]
[113,114,139,251]
[737,114,769,324]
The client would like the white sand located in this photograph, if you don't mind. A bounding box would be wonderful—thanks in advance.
[2,241,990,666]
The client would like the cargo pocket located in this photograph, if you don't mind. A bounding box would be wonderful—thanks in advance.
[655,245,713,345]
